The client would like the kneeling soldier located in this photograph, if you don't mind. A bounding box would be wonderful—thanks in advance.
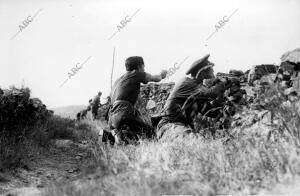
[108,56,167,144]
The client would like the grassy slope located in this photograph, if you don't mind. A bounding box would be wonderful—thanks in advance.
[4,84,300,196]
[45,117,300,196]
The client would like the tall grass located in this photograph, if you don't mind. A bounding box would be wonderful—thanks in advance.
[43,82,300,196]
[45,123,300,195]
[0,115,94,172]
[45,119,300,195]
[2,82,300,195]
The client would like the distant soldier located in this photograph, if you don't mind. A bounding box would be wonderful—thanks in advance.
[80,109,88,119]
[108,56,167,144]
[156,54,229,141]
[106,96,111,105]
[76,111,81,121]
[91,92,102,119]
[76,108,88,121]
[104,96,112,122]
[87,99,92,111]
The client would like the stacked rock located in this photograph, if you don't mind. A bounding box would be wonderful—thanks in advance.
[0,86,53,137]
[138,83,175,115]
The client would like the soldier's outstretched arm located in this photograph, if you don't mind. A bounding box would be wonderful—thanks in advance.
[181,91,212,114]
[202,80,227,98]
[145,70,168,82]
[181,81,227,113]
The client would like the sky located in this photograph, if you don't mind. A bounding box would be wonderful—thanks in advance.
[0,0,300,108]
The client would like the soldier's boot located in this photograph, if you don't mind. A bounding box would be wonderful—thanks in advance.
[115,125,140,145]
[111,129,122,145]
[101,129,115,145]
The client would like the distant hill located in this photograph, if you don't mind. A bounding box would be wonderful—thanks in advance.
[51,105,87,119]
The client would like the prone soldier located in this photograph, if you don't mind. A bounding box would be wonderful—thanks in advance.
[156,54,231,141]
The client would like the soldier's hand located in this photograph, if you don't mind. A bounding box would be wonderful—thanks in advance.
[213,81,227,94]
[224,89,230,97]
[160,70,168,79]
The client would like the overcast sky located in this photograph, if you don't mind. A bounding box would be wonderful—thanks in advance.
[0,0,300,108]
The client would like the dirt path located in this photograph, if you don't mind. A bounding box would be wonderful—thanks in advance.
[0,139,91,196]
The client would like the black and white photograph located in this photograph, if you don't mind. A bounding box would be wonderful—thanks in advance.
[1,0,300,195]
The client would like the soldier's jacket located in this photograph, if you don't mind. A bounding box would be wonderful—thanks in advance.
[162,77,227,128]
[92,95,101,109]
[76,112,81,121]
[203,77,247,111]
[87,105,91,111]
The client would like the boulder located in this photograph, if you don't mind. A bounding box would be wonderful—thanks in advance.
[281,48,300,64]
[137,82,174,115]
[216,72,246,83]
[275,49,300,95]
[248,64,278,85]
[229,69,244,77]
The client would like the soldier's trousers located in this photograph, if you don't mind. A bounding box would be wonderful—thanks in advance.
[156,119,195,142]
[92,108,98,119]
[108,100,153,138]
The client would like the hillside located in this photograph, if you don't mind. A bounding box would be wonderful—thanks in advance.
[2,48,300,196]
[51,105,87,119]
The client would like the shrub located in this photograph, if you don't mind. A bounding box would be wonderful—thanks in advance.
[0,86,53,139]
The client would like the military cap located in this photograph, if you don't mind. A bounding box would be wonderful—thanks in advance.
[186,54,211,76]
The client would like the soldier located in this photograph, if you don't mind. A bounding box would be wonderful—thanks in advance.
[80,109,88,119]
[76,111,81,121]
[76,109,87,121]
[106,96,111,105]
[156,54,229,141]
[87,99,92,111]
[91,92,102,119]
[108,56,167,144]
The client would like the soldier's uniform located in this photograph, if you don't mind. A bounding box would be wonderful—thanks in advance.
[91,93,101,119]
[76,112,81,121]
[107,57,155,144]
[156,54,227,141]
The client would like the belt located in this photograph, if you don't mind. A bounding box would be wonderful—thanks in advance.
[113,100,132,106]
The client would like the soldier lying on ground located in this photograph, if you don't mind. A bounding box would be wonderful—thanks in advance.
[156,54,232,141]
[106,56,167,145]
[195,76,247,136]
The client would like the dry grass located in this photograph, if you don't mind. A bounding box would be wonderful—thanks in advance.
[43,83,300,196]
[45,115,300,196]
[4,84,300,195]
[0,115,93,172]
